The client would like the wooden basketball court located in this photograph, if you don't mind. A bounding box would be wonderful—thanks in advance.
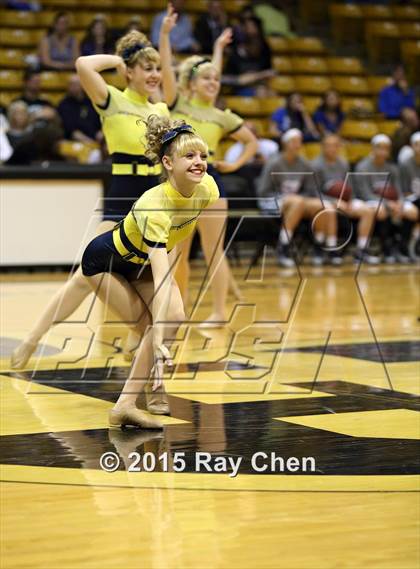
[1,260,419,569]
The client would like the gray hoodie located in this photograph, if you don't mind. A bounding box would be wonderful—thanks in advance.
[354,156,402,201]
[399,156,420,197]
[311,155,350,196]
[257,152,317,198]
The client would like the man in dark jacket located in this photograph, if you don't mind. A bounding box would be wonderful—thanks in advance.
[57,74,101,143]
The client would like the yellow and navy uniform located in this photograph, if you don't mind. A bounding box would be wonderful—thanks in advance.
[94,85,169,219]
[81,173,219,277]
[169,95,243,197]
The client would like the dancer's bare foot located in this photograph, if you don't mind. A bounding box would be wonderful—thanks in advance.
[109,405,163,429]
[10,340,38,369]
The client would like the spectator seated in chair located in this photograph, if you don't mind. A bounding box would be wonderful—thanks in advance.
[313,90,345,136]
[57,74,101,146]
[38,11,79,70]
[14,70,53,117]
[392,107,419,163]
[257,128,337,267]
[5,100,63,165]
[312,134,382,265]
[271,92,320,143]
[224,15,274,97]
[378,65,416,120]
[355,134,418,263]
[80,16,114,56]
[400,132,420,260]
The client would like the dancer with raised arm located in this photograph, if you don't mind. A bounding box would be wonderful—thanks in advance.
[11,31,169,395]
[159,5,257,326]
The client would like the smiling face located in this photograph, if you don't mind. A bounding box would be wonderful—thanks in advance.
[126,60,161,97]
[162,134,208,194]
[170,149,208,184]
[190,67,220,103]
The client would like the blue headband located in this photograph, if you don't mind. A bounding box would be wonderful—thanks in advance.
[159,124,194,158]
[122,42,146,62]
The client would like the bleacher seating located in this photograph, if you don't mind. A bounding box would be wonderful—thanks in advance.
[365,21,402,65]
[376,120,401,138]
[326,57,364,75]
[295,75,331,94]
[341,97,375,114]
[0,49,29,69]
[1,0,418,164]
[340,119,379,141]
[0,70,23,90]
[329,4,364,47]
[331,76,370,96]
[401,40,420,84]
[268,76,297,95]
[302,96,321,114]
[344,142,372,163]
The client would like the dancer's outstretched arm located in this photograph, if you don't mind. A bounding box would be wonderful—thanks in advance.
[159,4,178,107]
[149,247,176,389]
[212,28,232,75]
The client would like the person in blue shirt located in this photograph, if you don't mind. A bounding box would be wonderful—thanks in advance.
[378,65,416,120]
[151,0,199,53]
[270,92,319,142]
[313,90,345,136]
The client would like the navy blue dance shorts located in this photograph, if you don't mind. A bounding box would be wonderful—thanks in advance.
[207,164,226,199]
[81,230,146,279]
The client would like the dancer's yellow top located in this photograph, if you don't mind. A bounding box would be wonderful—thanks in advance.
[169,95,243,163]
[112,173,219,264]
[94,85,169,175]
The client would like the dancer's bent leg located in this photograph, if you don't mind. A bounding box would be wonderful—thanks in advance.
[11,221,116,369]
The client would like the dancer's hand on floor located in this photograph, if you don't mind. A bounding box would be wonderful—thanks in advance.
[153,344,173,391]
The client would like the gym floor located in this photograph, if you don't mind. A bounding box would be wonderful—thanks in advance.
[1,259,419,569]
